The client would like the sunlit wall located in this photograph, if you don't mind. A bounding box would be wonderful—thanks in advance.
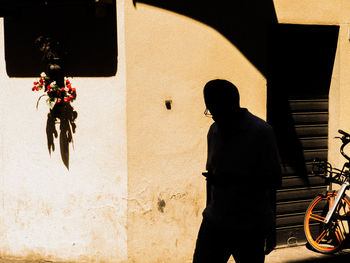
[0,0,349,262]
[0,0,127,261]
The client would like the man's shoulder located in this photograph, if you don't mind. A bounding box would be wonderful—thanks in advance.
[246,111,273,134]
[209,122,216,131]
[208,122,218,137]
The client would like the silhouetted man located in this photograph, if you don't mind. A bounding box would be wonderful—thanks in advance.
[193,79,281,263]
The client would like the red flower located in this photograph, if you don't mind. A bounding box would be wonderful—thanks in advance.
[32,74,76,108]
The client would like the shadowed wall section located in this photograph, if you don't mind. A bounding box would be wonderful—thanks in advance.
[268,24,339,245]
[133,0,278,77]
[0,0,128,260]
[125,0,275,262]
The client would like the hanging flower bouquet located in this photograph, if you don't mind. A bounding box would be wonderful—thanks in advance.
[32,72,77,109]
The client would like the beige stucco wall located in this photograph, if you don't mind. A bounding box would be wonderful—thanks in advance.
[124,1,350,262]
[0,0,127,261]
[329,24,350,170]
[274,0,350,25]
[328,28,341,169]
[1,0,350,262]
[275,0,350,171]
[275,0,350,213]
[273,0,350,188]
[124,2,266,263]
[274,0,341,24]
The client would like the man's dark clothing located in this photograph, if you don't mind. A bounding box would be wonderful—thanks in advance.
[193,109,281,263]
[193,218,266,263]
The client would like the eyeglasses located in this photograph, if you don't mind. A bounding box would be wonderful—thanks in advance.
[204,108,212,118]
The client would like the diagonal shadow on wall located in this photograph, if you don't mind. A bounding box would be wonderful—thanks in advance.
[133,0,278,78]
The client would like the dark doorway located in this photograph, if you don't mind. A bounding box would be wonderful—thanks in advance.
[267,24,339,246]
[3,0,117,77]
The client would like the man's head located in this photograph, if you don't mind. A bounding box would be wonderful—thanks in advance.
[203,79,240,123]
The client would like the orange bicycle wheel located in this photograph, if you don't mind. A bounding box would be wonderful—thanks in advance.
[304,192,350,254]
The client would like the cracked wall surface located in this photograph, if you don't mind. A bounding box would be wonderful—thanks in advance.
[0,0,350,262]
[0,0,128,261]
[124,1,266,262]
[124,1,350,262]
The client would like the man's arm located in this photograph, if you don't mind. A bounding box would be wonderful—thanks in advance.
[203,124,215,206]
[260,126,282,255]
[261,126,282,189]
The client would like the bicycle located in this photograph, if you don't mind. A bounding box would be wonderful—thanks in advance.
[304,129,350,254]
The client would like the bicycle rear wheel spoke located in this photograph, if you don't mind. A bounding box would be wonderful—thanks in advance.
[336,225,345,241]
[335,229,342,245]
[304,192,350,254]
[310,213,325,223]
[315,230,327,244]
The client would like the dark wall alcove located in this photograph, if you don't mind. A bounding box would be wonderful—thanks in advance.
[267,24,339,171]
[267,24,339,245]
[3,0,117,77]
[268,24,339,100]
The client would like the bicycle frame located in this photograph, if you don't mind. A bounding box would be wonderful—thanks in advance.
[324,181,349,223]
[305,136,350,255]
[322,129,350,224]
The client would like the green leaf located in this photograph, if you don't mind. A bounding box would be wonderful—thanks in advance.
[49,98,58,110]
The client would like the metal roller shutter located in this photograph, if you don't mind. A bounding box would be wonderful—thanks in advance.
[267,24,339,246]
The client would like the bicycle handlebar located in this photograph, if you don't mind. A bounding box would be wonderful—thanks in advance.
[328,172,347,185]
[312,159,348,185]
[338,129,350,138]
[338,129,350,161]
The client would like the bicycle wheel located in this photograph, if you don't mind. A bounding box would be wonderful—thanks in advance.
[304,192,350,254]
